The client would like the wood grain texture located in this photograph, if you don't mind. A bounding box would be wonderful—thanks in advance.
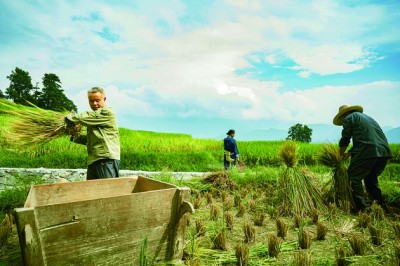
[16,176,193,265]
[24,177,139,208]
[15,207,45,266]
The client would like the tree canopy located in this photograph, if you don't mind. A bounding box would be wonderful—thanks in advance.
[287,123,313,143]
[38,73,77,112]
[5,67,35,105]
[3,67,77,112]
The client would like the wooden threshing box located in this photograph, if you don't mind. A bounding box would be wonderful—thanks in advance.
[15,176,194,265]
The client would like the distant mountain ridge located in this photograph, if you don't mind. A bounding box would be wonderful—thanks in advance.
[235,125,400,144]
[117,115,399,143]
[385,127,400,143]
[235,124,341,143]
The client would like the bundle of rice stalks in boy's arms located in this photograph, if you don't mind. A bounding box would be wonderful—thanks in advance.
[317,143,354,211]
[0,100,78,146]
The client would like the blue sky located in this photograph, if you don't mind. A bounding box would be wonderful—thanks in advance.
[1,0,399,140]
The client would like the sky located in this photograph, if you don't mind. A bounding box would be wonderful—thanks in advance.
[1,0,399,140]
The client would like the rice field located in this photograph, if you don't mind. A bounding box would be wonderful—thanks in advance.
[1,101,400,265]
[1,168,399,265]
[0,113,399,171]
[0,100,399,170]
[178,171,400,265]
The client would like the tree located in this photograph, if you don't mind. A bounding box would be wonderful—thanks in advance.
[0,90,5,99]
[5,67,36,105]
[32,82,42,102]
[4,68,77,112]
[287,123,313,143]
[37,73,77,112]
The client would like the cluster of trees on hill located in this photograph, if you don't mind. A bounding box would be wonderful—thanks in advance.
[0,67,77,112]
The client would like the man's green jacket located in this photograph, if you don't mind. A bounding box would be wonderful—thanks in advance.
[66,106,120,166]
[339,112,392,162]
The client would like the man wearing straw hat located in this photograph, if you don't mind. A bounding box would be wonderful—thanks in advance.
[333,105,392,213]
[224,129,239,170]
[65,87,120,180]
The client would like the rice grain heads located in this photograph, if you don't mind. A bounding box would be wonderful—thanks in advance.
[317,143,354,211]
[279,140,298,167]
[0,100,74,146]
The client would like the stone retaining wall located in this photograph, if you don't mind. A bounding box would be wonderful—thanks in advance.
[0,168,207,190]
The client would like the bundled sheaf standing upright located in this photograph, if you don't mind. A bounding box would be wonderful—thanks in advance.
[317,143,354,211]
[278,140,326,215]
[0,100,78,146]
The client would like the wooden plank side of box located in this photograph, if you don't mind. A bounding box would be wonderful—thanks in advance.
[133,176,176,192]
[33,188,182,265]
[24,177,139,208]
[14,207,45,266]
[46,225,170,265]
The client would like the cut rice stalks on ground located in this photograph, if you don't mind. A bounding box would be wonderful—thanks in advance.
[278,140,326,216]
[0,100,77,146]
[196,242,297,265]
[0,214,13,247]
[202,171,237,191]
[317,143,354,211]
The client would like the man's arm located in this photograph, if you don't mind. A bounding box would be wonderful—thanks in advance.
[65,117,87,145]
[339,145,351,160]
[66,107,115,127]
[71,134,87,145]
[339,116,353,160]
[233,139,239,158]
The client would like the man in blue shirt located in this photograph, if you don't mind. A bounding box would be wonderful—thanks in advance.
[224,129,239,170]
[333,105,392,213]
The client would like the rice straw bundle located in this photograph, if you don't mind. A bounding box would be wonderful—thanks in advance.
[197,242,297,265]
[278,140,326,215]
[317,143,354,210]
[0,214,13,247]
[235,242,249,266]
[0,100,76,146]
[279,140,298,167]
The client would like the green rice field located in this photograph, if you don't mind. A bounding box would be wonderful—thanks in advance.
[1,101,400,265]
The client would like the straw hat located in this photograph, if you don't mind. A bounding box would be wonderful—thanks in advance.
[333,105,363,126]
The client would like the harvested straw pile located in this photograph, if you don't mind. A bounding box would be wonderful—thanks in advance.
[317,143,354,211]
[0,214,13,247]
[0,101,77,146]
[202,171,237,191]
[278,140,326,215]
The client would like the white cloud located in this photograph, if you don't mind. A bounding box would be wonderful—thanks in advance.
[1,0,399,129]
[0,1,391,87]
[210,78,400,127]
[298,70,311,78]
[215,79,257,101]
[274,81,400,126]
[224,0,262,10]
[287,44,373,75]
[71,85,162,117]
[265,55,276,65]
